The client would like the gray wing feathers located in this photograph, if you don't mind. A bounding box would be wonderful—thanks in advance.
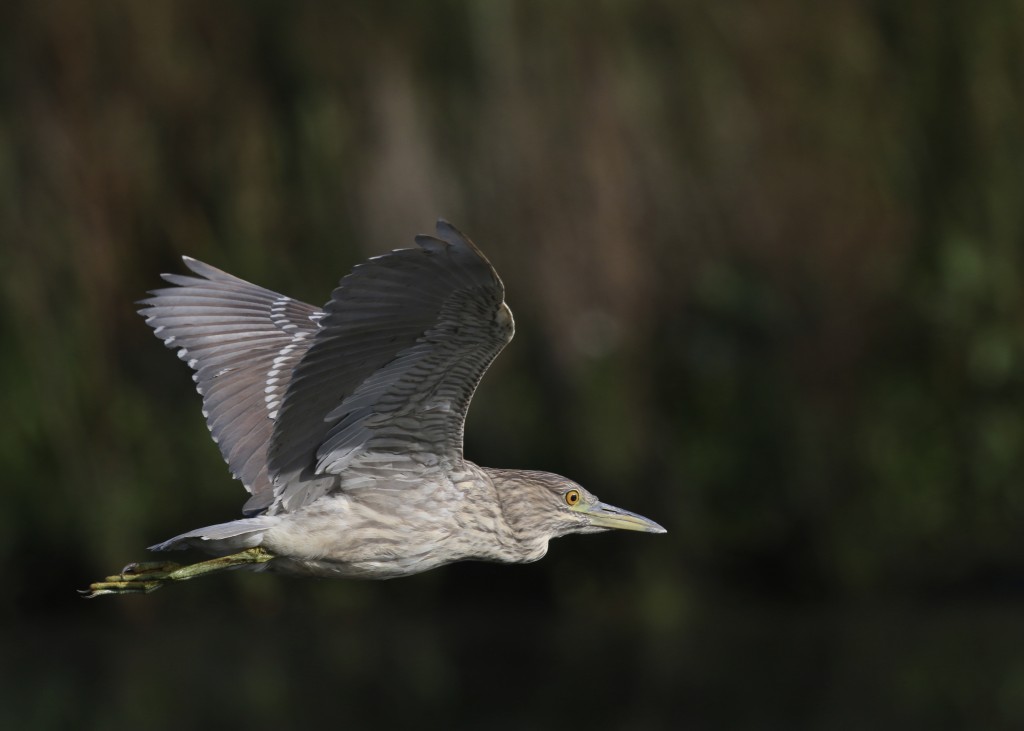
[267,221,514,512]
[140,257,322,514]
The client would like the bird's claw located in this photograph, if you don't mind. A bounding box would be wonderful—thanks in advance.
[79,561,181,598]
[80,548,273,598]
[121,560,180,576]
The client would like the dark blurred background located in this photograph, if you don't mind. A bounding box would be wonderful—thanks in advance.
[3,1,1024,729]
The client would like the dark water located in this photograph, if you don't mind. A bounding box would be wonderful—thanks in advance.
[7,564,1024,730]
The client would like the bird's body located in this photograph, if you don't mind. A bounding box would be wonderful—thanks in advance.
[84,221,663,596]
[254,465,552,579]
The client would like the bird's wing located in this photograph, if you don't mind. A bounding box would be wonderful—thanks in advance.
[266,220,514,513]
[140,258,323,515]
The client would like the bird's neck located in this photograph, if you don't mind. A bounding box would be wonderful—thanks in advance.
[475,465,553,564]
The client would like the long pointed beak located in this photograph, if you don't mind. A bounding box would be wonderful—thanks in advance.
[580,501,667,533]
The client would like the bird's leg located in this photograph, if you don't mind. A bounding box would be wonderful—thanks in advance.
[80,547,274,598]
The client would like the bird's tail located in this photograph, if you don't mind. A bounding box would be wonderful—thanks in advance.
[149,516,276,554]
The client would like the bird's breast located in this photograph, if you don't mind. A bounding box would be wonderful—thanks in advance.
[259,481,541,579]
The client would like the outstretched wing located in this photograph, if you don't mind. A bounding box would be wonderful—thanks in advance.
[266,220,514,513]
[140,258,323,514]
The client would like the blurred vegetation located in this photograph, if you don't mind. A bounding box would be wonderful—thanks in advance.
[2,0,1024,729]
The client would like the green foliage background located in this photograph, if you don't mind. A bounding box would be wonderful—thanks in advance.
[2,1,1023,728]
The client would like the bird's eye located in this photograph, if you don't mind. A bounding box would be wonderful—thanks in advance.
[565,489,581,506]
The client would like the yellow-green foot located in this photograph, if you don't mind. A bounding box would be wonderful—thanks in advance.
[80,547,274,598]
[79,561,179,597]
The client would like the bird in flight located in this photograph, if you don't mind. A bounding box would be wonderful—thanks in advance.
[83,221,664,596]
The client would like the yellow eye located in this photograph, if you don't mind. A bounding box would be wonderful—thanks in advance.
[565,489,581,506]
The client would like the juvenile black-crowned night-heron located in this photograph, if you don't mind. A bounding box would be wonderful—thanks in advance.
[83,221,664,596]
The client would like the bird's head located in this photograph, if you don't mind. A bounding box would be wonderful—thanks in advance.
[492,469,666,545]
